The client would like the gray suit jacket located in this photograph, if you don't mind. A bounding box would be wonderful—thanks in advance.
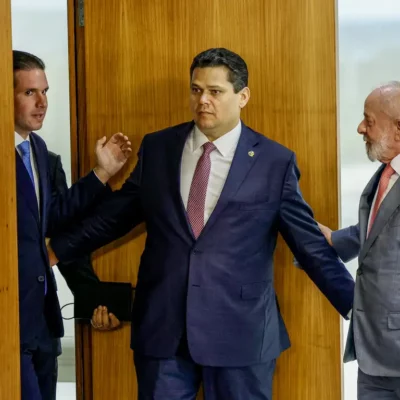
[332,164,400,377]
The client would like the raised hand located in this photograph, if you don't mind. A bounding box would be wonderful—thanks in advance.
[94,133,132,184]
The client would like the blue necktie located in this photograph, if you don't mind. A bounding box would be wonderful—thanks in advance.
[18,141,35,186]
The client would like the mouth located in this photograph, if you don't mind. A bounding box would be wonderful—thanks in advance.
[32,113,45,121]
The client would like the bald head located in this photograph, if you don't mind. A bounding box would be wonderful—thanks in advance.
[367,81,400,120]
[358,81,400,163]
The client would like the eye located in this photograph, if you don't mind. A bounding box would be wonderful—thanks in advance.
[191,87,201,94]
[25,90,33,96]
[211,90,221,95]
[42,89,48,95]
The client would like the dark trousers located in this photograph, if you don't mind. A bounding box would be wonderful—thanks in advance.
[134,335,275,400]
[21,321,56,400]
[358,368,400,399]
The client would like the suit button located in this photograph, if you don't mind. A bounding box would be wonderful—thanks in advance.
[356,269,363,276]
[193,249,203,255]
[38,276,45,282]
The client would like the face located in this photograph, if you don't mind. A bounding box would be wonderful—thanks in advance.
[357,91,399,163]
[189,66,250,140]
[14,69,49,139]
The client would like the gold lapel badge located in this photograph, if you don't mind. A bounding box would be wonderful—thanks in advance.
[248,151,255,157]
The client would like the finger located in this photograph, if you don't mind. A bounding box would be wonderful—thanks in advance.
[93,306,104,326]
[110,132,124,144]
[109,313,121,329]
[123,148,133,158]
[96,136,107,151]
[101,306,110,328]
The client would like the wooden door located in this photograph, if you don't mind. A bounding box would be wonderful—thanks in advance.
[69,0,342,398]
[0,0,21,398]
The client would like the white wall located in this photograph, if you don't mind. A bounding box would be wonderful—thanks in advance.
[11,0,75,383]
[337,1,400,399]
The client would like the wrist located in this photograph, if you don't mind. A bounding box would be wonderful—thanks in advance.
[93,166,111,184]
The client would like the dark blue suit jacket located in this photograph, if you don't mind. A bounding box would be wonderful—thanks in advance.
[51,122,355,367]
[16,132,106,347]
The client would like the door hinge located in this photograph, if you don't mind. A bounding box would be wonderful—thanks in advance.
[78,0,84,27]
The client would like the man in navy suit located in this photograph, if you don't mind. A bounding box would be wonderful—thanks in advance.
[48,48,355,400]
[13,50,130,400]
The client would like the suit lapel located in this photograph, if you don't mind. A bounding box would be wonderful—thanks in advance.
[358,165,382,256]
[170,122,196,238]
[360,168,400,263]
[30,133,47,233]
[199,124,260,238]
[15,150,40,223]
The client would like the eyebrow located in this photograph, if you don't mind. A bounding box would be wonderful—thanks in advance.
[191,83,225,90]
[24,87,49,92]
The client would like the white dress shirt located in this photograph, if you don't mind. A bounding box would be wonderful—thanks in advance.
[180,122,242,224]
[367,154,400,231]
[15,132,41,209]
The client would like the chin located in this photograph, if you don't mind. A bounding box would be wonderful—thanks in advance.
[196,120,215,131]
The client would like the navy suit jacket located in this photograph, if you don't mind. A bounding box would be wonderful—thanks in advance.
[16,132,107,347]
[51,122,355,367]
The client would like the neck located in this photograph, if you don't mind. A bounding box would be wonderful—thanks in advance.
[15,129,29,140]
[200,119,240,142]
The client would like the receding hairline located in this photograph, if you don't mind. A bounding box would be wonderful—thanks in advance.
[367,81,400,119]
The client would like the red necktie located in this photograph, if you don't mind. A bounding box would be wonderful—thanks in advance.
[187,142,216,238]
[368,163,395,234]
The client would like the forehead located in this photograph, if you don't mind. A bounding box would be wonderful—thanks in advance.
[191,66,232,86]
[14,69,48,89]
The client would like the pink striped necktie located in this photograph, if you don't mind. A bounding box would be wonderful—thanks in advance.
[368,163,395,235]
[187,142,216,238]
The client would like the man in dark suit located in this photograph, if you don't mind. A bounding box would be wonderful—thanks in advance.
[49,48,355,400]
[47,150,121,399]
[13,50,130,400]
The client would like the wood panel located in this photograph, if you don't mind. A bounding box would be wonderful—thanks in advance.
[0,0,21,398]
[72,0,342,398]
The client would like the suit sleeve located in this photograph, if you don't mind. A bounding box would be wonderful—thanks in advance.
[50,142,145,262]
[278,154,355,318]
[331,224,360,263]
[49,154,100,293]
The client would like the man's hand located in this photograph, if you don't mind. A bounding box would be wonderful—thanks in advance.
[91,306,121,331]
[47,242,59,267]
[93,133,132,184]
[317,222,333,246]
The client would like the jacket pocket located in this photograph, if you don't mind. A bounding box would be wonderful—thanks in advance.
[388,312,400,330]
[241,281,268,300]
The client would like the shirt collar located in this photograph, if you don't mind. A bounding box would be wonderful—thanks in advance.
[192,121,242,157]
[15,132,30,148]
[390,153,400,176]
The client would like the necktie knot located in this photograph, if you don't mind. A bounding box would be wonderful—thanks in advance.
[17,140,35,186]
[202,141,216,156]
[382,163,395,179]
[18,140,30,156]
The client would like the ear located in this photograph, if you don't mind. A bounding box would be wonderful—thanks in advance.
[239,87,250,109]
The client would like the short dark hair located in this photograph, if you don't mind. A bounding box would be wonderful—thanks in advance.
[13,51,45,86]
[190,48,248,93]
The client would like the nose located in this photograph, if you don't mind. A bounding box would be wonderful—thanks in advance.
[357,120,366,135]
[36,93,47,109]
[199,92,210,104]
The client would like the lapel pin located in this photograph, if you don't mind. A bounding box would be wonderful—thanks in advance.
[248,151,255,157]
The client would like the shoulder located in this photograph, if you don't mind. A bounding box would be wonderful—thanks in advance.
[143,121,194,144]
[243,124,295,162]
